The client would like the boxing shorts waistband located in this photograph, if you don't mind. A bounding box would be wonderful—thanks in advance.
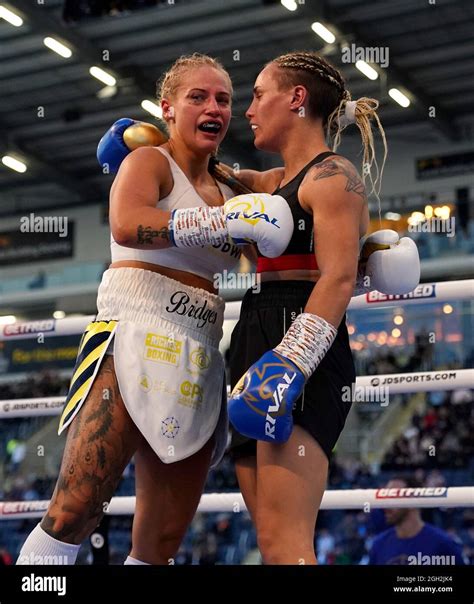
[96,267,225,347]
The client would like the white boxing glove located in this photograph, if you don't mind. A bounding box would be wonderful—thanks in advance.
[170,193,293,258]
[356,229,420,295]
[223,193,293,258]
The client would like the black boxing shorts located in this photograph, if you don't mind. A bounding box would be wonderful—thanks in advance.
[228,280,355,461]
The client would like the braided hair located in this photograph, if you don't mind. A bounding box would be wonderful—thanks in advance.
[271,51,387,201]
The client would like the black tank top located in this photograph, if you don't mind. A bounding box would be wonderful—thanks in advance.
[256,151,337,273]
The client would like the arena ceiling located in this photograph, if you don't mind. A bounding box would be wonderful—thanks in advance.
[0,0,473,216]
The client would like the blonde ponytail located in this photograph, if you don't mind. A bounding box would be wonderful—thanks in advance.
[328,95,388,213]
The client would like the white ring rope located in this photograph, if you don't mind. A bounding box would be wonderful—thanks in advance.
[0,369,472,419]
[0,282,471,530]
[1,280,472,340]
[0,487,472,520]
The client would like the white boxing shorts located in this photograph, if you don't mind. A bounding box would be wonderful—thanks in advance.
[58,267,228,468]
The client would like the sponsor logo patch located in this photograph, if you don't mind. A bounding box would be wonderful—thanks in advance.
[375,487,447,498]
[144,332,182,366]
[3,319,56,337]
[178,380,203,410]
[187,346,211,375]
[161,416,180,439]
[367,284,436,303]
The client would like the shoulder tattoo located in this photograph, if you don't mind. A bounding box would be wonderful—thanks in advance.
[310,158,366,199]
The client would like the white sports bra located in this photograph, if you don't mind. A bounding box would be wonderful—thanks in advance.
[110,147,241,282]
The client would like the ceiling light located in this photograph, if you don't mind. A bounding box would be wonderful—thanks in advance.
[355,60,378,80]
[44,37,72,58]
[311,22,336,44]
[281,0,297,10]
[389,88,410,107]
[97,85,118,100]
[141,100,163,119]
[0,5,23,26]
[89,66,116,87]
[2,155,27,173]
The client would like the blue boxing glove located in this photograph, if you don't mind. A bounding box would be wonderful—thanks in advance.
[229,312,338,443]
[228,350,306,442]
[97,118,166,174]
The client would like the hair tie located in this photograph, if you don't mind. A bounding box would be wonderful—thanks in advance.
[339,100,357,127]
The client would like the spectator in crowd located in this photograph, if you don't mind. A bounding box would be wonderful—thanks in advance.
[5,438,27,474]
[382,387,473,470]
[1,370,471,565]
[0,547,13,565]
[369,476,465,565]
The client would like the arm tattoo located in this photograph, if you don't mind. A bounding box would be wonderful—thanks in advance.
[137,224,169,244]
[311,158,366,199]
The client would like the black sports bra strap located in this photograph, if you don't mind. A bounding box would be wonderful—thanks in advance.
[308,151,338,167]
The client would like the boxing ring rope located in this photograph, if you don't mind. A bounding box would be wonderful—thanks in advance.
[0,278,472,518]
[0,368,472,419]
[1,279,472,340]
[1,487,472,520]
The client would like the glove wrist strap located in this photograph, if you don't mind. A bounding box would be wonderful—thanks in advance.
[169,207,228,248]
[274,313,338,379]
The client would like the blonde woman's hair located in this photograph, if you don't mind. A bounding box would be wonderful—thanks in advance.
[157,52,233,103]
[271,51,388,203]
[156,54,251,194]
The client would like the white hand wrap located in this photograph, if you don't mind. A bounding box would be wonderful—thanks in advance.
[169,193,294,258]
[274,313,338,380]
[169,207,228,248]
